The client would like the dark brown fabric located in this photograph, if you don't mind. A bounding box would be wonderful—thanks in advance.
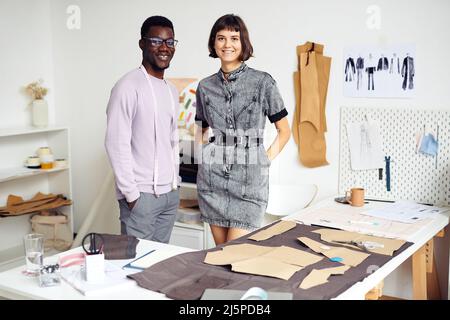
[100,233,139,260]
[128,223,412,300]
[166,275,231,300]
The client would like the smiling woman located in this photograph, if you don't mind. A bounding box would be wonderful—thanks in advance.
[195,14,291,245]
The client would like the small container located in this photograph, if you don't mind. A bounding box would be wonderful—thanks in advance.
[26,156,41,169]
[39,264,61,287]
[40,154,54,170]
[54,159,68,168]
[40,162,54,170]
[37,147,51,157]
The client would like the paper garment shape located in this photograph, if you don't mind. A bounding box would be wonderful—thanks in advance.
[292,41,331,168]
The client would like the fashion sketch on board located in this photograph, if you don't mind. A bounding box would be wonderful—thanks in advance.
[344,56,356,82]
[401,53,414,90]
[365,53,376,91]
[343,45,415,98]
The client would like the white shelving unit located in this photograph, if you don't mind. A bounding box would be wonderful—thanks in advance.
[0,126,73,271]
[169,182,215,250]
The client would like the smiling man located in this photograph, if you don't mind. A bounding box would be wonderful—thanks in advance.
[105,16,180,243]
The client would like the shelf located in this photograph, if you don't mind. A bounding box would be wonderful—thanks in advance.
[174,220,204,231]
[0,126,73,264]
[0,126,68,138]
[0,166,69,183]
[180,182,197,189]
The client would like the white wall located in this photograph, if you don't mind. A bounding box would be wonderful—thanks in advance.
[46,0,450,299]
[0,0,55,128]
[1,0,449,299]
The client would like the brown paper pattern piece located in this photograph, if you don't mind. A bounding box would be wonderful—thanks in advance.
[297,237,370,267]
[299,265,350,289]
[232,257,303,281]
[261,245,323,267]
[248,220,297,241]
[313,229,406,256]
[204,244,275,265]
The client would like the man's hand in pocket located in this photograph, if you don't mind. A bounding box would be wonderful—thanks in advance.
[128,198,138,210]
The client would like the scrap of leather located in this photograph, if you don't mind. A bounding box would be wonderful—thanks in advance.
[292,41,331,168]
[0,192,72,217]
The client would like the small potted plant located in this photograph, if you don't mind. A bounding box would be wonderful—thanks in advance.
[25,79,49,127]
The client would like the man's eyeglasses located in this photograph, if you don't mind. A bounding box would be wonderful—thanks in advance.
[143,37,178,48]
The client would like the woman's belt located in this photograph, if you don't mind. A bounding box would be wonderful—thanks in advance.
[209,135,263,148]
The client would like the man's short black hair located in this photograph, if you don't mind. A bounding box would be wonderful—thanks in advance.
[141,16,174,38]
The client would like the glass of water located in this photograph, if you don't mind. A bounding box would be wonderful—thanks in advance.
[23,233,44,276]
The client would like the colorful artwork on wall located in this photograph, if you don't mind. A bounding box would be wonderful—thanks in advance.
[167,78,199,138]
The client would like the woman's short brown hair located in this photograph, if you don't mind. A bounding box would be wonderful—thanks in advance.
[208,14,254,61]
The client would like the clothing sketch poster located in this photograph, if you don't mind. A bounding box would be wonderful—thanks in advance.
[167,78,199,136]
[343,45,415,98]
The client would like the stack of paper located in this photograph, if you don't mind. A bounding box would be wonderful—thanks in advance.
[60,261,133,296]
[361,200,447,224]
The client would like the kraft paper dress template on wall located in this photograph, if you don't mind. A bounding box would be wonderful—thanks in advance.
[292,41,332,168]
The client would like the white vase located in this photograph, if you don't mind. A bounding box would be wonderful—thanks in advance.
[32,99,48,127]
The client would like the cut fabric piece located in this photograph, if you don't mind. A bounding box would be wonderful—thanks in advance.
[299,266,350,290]
[98,234,139,260]
[297,237,370,267]
[292,41,331,168]
[248,220,297,241]
[419,133,438,156]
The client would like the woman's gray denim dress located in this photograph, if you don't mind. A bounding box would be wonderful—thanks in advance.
[195,63,288,230]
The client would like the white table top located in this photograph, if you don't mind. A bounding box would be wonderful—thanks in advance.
[283,198,450,299]
[1,197,448,300]
[0,240,193,300]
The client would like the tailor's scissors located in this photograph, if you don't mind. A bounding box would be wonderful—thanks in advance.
[81,233,104,255]
[332,240,384,252]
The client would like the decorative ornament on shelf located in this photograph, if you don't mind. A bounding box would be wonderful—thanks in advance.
[25,79,49,127]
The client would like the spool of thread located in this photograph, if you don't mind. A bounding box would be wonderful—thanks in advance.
[40,154,54,170]
[54,159,68,168]
[26,156,41,169]
[37,147,51,157]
